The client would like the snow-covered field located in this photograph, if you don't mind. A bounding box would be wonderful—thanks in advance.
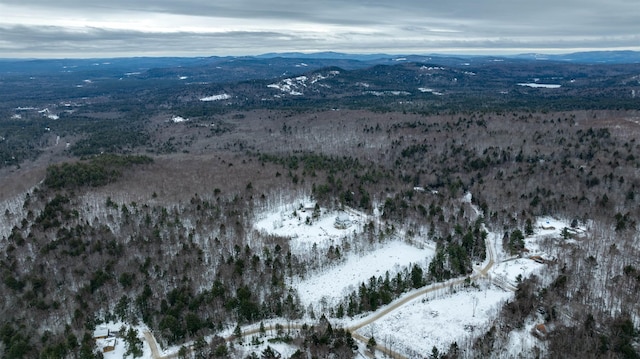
[294,240,434,308]
[356,283,512,356]
[253,204,368,253]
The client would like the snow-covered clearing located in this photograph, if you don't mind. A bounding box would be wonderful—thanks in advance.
[254,201,435,309]
[200,93,231,101]
[517,83,561,89]
[294,241,434,308]
[356,283,511,356]
[253,203,368,254]
[267,72,339,96]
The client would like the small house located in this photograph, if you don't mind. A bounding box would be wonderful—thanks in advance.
[93,327,110,339]
[101,338,116,353]
[301,201,317,212]
[334,213,351,229]
[532,323,555,340]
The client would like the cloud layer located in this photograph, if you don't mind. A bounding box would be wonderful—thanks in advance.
[1,0,638,58]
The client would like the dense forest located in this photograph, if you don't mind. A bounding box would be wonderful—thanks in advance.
[0,55,639,358]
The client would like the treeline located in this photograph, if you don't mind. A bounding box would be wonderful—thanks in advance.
[43,154,153,189]
[258,151,390,211]
[331,220,487,319]
[334,265,426,317]
[0,118,49,168]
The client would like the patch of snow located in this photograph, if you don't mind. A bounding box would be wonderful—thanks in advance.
[171,116,189,123]
[492,258,545,288]
[267,77,306,96]
[365,91,411,96]
[310,74,327,84]
[420,66,445,71]
[418,88,443,96]
[200,94,231,101]
[11,114,21,119]
[394,57,407,61]
[179,76,188,80]
[268,72,338,95]
[518,83,561,89]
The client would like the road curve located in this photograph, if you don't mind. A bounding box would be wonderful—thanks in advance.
[348,230,496,333]
[145,227,499,359]
[144,331,163,359]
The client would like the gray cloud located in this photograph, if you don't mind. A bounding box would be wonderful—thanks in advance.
[0,0,638,58]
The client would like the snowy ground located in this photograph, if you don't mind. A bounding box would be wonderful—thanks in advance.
[253,203,369,254]
[355,283,512,356]
[501,317,548,359]
[293,240,434,308]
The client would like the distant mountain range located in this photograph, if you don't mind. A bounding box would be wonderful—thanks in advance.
[255,50,640,64]
[1,50,639,108]
[1,50,639,76]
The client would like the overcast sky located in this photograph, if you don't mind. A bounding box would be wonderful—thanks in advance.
[0,0,638,58]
